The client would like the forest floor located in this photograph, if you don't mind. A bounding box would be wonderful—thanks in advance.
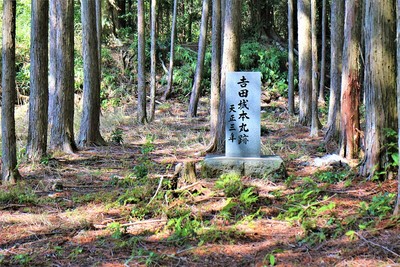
[1,95,400,266]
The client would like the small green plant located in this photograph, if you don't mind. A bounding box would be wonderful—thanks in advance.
[167,213,201,244]
[215,173,244,197]
[68,246,83,260]
[54,246,64,257]
[126,248,163,266]
[109,174,136,187]
[13,253,32,266]
[107,222,125,239]
[239,187,259,208]
[39,154,52,165]
[219,198,238,221]
[284,174,297,187]
[116,188,146,206]
[371,128,399,181]
[133,164,148,179]
[0,184,38,204]
[315,170,349,184]
[359,192,395,219]
[141,134,155,154]
[110,127,124,144]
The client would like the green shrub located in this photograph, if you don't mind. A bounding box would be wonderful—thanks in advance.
[215,173,244,197]
[240,42,292,97]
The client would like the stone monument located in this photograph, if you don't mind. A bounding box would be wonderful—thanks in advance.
[202,71,285,179]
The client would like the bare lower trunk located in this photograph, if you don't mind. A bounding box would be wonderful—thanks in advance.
[310,0,319,137]
[395,0,400,216]
[206,0,222,152]
[297,0,312,126]
[27,0,49,161]
[2,0,20,184]
[339,0,362,160]
[149,0,157,122]
[79,0,106,146]
[360,0,396,179]
[215,0,242,153]
[188,0,210,117]
[137,0,147,123]
[318,0,327,104]
[49,0,77,153]
[287,0,295,114]
[324,0,344,146]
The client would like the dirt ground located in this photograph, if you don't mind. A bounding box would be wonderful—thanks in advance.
[1,97,399,266]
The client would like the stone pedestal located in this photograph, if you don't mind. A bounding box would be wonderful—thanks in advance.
[201,155,286,179]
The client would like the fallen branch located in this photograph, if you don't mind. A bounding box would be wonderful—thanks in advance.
[355,232,400,258]
[172,182,200,193]
[147,176,164,206]
[94,219,167,229]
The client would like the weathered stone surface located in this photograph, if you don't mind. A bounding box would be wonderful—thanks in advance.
[201,155,286,179]
[225,72,262,158]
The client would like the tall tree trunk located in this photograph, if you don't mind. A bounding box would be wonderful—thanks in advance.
[318,0,327,104]
[163,0,178,100]
[1,0,20,184]
[395,0,400,216]
[188,0,210,117]
[287,0,295,114]
[27,0,49,161]
[360,0,396,179]
[149,0,157,122]
[49,0,77,153]
[215,0,242,153]
[324,0,344,145]
[310,0,319,136]
[79,0,106,146]
[297,0,312,126]
[137,0,147,123]
[221,0,226,50]
[187,0,193,42]
[96,0,102,75]
[205,0,222,152]
[339,0,362,160]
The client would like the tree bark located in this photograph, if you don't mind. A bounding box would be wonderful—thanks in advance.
[297,0,312,126]
[339,0,362,160]
[324,0,344,146]
[395,0,400,216]
[318,0,327,104]
[215,0,242,153]
[79,0,106,146]
[359,0,396,179]
[149,0,157,122]
[205,0,222,152]
[1,0,20,184]
[287,0,295,114]
[188,0,210,117]
[310,0,319,137]
[49,0,77,153]
[96,0,102,75]
[27,0,49,161]
[137,0,147,123]
[163,0,178,100]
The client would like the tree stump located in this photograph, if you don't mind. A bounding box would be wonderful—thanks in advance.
[171,161,197,190]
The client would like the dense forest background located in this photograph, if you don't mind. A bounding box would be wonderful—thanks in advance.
[1,0,400,266]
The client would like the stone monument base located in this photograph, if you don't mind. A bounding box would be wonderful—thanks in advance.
[201,155,286,179]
